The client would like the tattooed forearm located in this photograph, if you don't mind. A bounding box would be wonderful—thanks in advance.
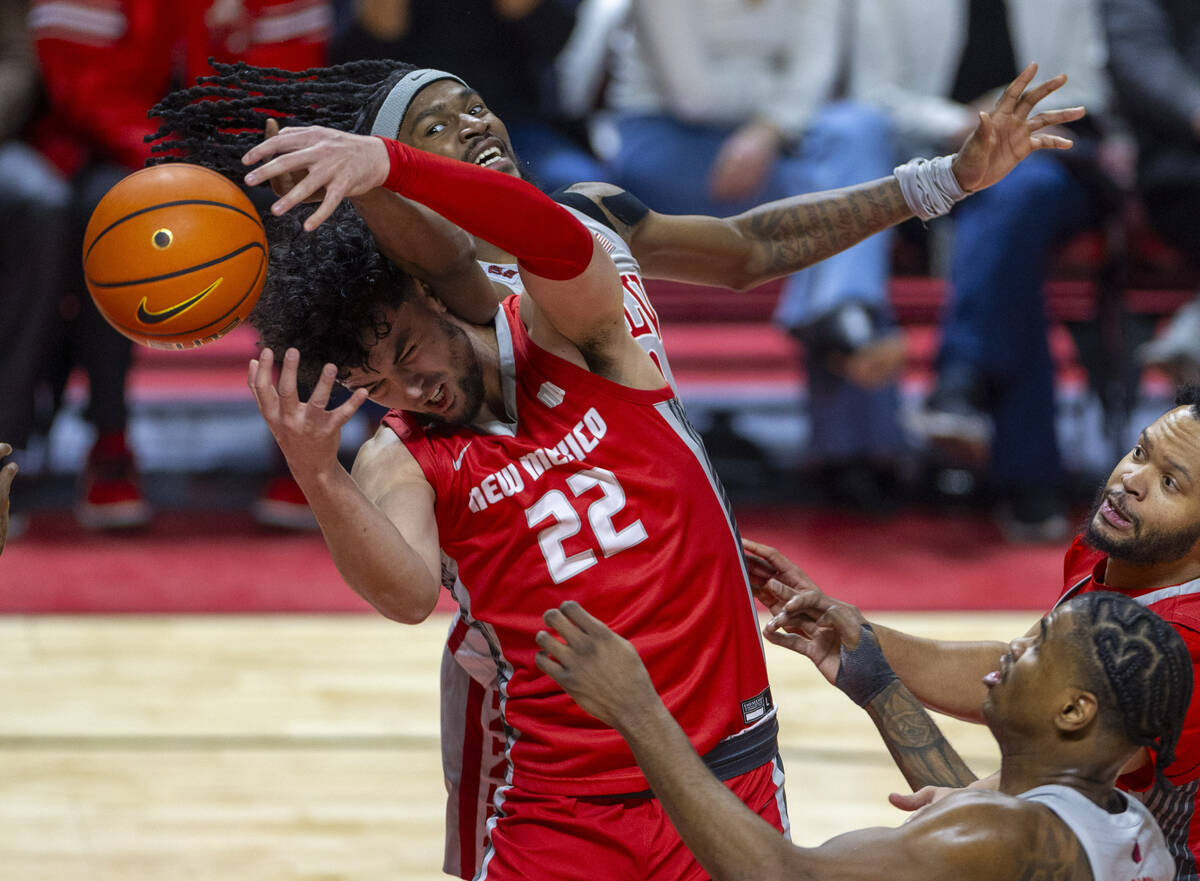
[865,680,977,791]
[738,176,912,281]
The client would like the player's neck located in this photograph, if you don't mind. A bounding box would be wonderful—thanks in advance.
[473,236,516,265]
[997,751,1122,808]
[466,322,507,423]
[1102,555,1200,592]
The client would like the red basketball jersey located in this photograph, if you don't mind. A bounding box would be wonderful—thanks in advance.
[384,295,770,796]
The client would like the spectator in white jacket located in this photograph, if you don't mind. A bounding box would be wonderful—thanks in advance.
[851,0,1113,540]
[606,0,906,509]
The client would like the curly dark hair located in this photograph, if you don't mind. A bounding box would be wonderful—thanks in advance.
[255,203,415,387]
[1066,591,1193,786]
[146,59,430,382]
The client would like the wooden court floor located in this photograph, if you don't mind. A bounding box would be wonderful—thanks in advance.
[0,611,1034,880]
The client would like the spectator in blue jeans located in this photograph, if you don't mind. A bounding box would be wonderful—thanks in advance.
[851,0,1111,539]
[605,0,906,508]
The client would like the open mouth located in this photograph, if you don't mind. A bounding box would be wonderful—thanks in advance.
[427,384,449,412]
[1100,495,1134,529]
[984,654,1011,688]
[473,145,504,168]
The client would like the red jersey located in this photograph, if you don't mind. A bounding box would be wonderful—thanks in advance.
[384,295,771,796]
[1057,536,1200,879]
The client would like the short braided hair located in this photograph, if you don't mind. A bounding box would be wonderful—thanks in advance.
[146,58,419,177]
[146,60,425,380]
[1068,591,1193,783]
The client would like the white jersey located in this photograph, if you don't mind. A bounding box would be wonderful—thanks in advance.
[477,204,678,392]
[1020,784,1174,881]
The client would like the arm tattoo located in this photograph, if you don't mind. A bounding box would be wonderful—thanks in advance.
[1015,816,1086,881]
[864,680,977,790]
[741,177,912,278]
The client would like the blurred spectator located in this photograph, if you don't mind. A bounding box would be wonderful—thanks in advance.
[331,0,610,192]
[1102,0,1200,381]
[28,0,330,531]
[0,0,70,539]
[606,0,906,509]
[28,0,176,529]
[851,0,1112,540]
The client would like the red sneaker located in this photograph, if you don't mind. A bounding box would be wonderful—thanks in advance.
[253,474,318,531]
[77,432,151,530]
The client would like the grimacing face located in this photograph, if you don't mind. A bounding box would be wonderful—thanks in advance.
[342,297,486,426]
[1084,407,1200,565]
[396,79,520,178]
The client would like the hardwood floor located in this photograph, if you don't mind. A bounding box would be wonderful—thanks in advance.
[0,612,1032,880]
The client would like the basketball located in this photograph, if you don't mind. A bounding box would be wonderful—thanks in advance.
[83,163,268,350]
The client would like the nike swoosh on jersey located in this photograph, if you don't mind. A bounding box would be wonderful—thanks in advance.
[136,278,222,325]
[453,442,473,471]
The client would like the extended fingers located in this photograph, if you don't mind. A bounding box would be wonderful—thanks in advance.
[994,62,1038,114]
[242,125,319,167]
[0,460,17,495]
[248,348,280,418]
[543,605,587,645]
[1014,73,1068,119]
[1028,107,1086,130]
[1030,133,1075,152]
[277,348,300,400]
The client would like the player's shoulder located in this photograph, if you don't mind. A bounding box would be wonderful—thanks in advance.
[352,422,428,498]
[551,182,652,241]
[909,789,1081,869]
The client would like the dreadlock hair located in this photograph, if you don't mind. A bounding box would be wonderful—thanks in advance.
[253,201,416,389]
[146,58,421,179]
[1066,591,1193,785]
[1175,384,1200,421]
[146,60,429,383]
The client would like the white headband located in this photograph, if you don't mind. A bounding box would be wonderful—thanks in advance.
[369,68,469,138]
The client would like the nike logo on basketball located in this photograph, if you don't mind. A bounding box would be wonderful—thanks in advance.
[136,278,221,325]
[453,442,473,471]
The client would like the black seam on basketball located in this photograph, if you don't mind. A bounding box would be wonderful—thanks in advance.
[88,241,266,288]
[105,250,266,337]
[84,199,263,263]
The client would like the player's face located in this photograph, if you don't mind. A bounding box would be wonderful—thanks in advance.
[981,606,1079,736]
[1084,408,1200,565]
[343,296,487,425]
[397,80,520,178]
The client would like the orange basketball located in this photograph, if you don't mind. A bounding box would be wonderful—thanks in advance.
[83,163,268,350]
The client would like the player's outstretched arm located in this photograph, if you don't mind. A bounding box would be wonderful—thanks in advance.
[536,602,1065,881]
[602,63,1083,291]
[255,118,498,325]
[748,538,1010,723]
[0,442,16,556]
[793,612,978,792]
[243,130,639,372]
[247,349,442,623]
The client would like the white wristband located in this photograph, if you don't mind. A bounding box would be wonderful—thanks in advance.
[894,155,968,221]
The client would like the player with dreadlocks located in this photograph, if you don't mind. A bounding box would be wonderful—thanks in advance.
[748,385,1200,879]
[538,588,1190,881]
[148,59,1089,880]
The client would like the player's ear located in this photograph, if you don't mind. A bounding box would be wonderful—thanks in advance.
[411,278,448,312]
[1055,688,1099,734]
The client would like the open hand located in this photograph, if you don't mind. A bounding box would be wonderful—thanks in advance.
[951,63,1085,193]
[742,537,823,615]
[247,347,369,479]
[535,601,661,732]
[763,588,869,685]
[243,125,390,231]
